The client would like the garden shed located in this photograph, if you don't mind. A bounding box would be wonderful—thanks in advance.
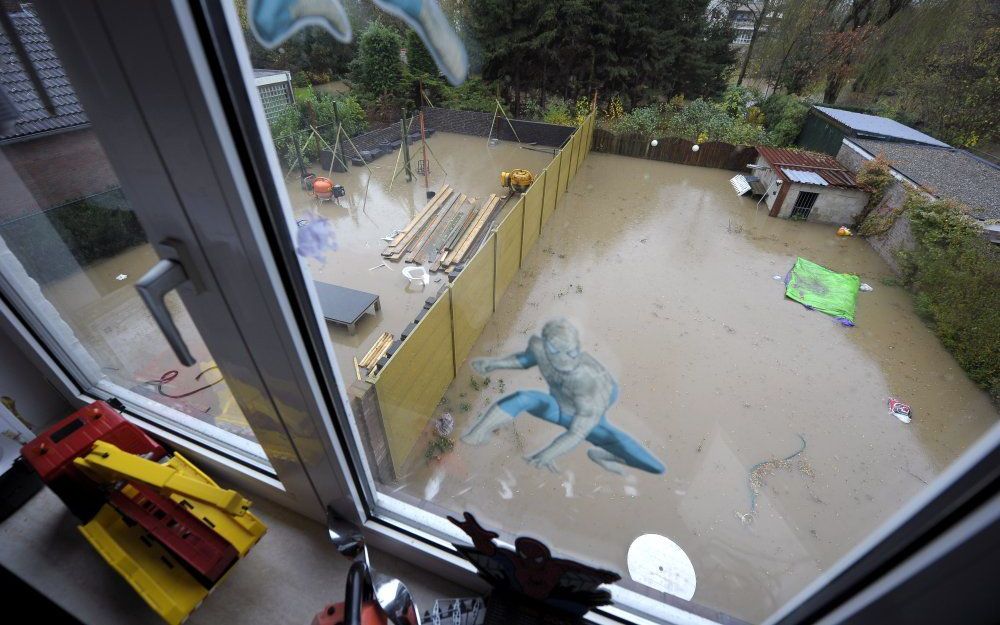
[754,146,868,223]
[797,105,948,156]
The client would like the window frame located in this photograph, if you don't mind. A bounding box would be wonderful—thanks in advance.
[4,2,997,624]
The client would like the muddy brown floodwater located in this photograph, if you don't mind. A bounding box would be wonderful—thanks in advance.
[392,153,997,622]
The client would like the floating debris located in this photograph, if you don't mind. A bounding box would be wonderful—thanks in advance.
[738,434,808,525]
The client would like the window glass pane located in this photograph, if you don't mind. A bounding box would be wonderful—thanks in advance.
[231,1,998,621]
[0,5,266,464]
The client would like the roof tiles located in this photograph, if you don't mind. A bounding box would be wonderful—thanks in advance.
[0,7,87,143]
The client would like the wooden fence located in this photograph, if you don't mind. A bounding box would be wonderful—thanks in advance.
[592,128,758,171]
[371,112,596,472]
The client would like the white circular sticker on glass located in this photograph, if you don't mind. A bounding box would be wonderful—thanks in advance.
[627,534,696,600]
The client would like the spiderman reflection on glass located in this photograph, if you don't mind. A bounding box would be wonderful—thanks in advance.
[463,318,665,476]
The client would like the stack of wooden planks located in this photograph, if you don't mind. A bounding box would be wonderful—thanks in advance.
[355,331,393,378]
[381,185,508,273]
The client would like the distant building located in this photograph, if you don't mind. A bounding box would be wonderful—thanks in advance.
[752,146,868,224]
[710,1,775,47]
[253,69,294,123]
[729,4,759,46]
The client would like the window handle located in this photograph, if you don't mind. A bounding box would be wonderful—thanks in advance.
[135,258,196,367]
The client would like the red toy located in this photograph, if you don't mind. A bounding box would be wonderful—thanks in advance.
[21,401,165,520]
[108,482,239,587]
[22,401,237,587]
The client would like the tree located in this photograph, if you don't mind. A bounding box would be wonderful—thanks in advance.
[468,0,734,112]
[404,29,438,77]
[349,22,405,99]
[855,0,998,147]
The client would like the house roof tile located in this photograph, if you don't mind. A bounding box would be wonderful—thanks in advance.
[0,6,87,143]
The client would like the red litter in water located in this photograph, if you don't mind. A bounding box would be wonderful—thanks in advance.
[888,398,912,423]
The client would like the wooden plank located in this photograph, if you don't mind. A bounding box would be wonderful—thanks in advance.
[406,193,464,263]
[359,333,391,368]
[416,195,472,265]
[387,184,447,247]
[384,187,452,256]
[384,188,454,260]
[444,195,497,267]
[445,203,478,251]
[431,200,477,273]
[462,194,508,262]
[360,336,387,368]
[360,333,393,369]
[449,194,502,266]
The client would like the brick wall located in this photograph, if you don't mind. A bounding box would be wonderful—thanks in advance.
[337,108,574,165]
[0,128,118,223]
[421,107,574,146]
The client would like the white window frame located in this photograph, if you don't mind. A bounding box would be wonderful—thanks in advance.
[3,2,997,625]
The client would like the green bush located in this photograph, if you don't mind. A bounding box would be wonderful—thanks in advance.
[349,22,405,100]
[0,188,147,285]
[760,94,809,147]
[292,71,310,88]
[898,196,1000,400]
[721,85,762,118]
[666,98,767,144]
[542,99,573,126]
[856,155,895,205]
[431,76,496,113]
[269,90,368,169]
[611,105,663,136]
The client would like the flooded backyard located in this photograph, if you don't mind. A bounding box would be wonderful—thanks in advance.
[11,131,996,622]
[390,153,998,622]
[285,131,552,382]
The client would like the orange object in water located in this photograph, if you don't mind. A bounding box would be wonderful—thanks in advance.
[313,177,334,200]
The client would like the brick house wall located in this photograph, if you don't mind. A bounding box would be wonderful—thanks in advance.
[1,128,119,223]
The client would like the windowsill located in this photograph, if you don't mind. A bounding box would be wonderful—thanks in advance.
[0,488,469,624]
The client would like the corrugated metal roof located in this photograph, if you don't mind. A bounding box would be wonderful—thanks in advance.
[0,6,88,143]
[756,146,859,188]
[815,106,949,148]
[781,168,828,186]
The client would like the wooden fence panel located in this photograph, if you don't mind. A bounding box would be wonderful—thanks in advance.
[452,236,495,367]
[568,128,581,179]
[374,292,454,471]
[541,154,560,227]
[591,128,757,171]
[494,197,524,308]
[557,137,571,200]
[521,172,544,263]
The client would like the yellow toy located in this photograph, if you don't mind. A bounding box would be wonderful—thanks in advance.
[74,441,266,625]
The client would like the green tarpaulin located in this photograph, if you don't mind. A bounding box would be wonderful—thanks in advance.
[785,257,860,322]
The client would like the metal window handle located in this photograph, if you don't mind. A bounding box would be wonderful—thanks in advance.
[135,258,196,367]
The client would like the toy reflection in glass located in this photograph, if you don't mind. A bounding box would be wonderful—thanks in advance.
[449,511,620,617]
[248,0,468,85]
[463,318,665,476]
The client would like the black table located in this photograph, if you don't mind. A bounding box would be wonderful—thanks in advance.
[314,282,380,335]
